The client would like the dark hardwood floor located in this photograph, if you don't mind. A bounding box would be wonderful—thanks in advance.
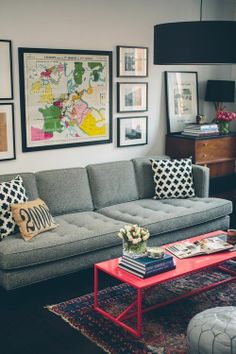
[0,181,235,354]
[0,268,112,354]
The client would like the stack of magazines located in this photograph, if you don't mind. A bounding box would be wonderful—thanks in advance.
[166,235,234,259]
[118,254,176,278]
[181,123,219,137]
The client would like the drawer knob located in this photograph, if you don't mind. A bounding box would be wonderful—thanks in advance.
[202,154,207,158]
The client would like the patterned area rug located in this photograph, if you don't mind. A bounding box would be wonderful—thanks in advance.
[47,261,236,354]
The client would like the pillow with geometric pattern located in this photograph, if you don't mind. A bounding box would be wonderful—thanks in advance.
[0,175,28,240]
[150,158,195,199]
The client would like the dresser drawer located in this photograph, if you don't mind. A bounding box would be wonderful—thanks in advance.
[196,138,236,163]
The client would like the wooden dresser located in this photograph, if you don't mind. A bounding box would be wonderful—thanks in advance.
[166,133,236,177]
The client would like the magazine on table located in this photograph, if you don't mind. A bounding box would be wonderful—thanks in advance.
[166,235,234,259]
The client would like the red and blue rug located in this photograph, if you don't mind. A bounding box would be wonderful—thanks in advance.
[47,261,236,354]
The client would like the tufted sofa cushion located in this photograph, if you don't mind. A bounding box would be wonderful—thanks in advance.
[0,212,125,269]
[97,197,232,236]
[87,160,139,209]
[0,173,38,201]
[36,168,93,215]
[132,156,169,199]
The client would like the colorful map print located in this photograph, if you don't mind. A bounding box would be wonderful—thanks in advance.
[23,52,110,147]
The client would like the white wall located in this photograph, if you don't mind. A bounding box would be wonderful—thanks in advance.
[0,0,235,173]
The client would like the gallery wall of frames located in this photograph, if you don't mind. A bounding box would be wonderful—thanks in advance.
[0,40,150,161]
[0,40,15,162]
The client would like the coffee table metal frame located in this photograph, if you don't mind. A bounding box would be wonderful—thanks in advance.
[94,231,236,337]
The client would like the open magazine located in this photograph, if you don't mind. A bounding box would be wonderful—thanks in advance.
[166,235,234,259]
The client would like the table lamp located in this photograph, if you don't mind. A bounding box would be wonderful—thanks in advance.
[205,80,235,112]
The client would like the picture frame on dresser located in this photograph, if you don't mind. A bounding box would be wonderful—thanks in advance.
[117,116,148,147]
[117,46,148,77]
[117,82,148,113]
[0,40,13,100]
[18,47,112,152]
[0,103,15,161]
[165,71,199,134]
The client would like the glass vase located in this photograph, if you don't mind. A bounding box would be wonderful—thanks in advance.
[123,240,147,258]
[218,121,230,135]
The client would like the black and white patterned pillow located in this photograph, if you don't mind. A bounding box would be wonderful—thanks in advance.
[0,175,28,240]
[150,158,195,199]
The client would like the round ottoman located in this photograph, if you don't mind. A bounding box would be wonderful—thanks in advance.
[186,307,236,354]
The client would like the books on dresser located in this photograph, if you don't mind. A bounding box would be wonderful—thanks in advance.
[118,253,176,278]
[181,123,219,137]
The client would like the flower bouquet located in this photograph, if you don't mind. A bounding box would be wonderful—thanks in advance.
[216,110,236,134]
[118,224,150,258]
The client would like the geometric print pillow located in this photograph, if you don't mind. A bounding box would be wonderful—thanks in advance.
[150,158,195,199]
[0,175,28,240]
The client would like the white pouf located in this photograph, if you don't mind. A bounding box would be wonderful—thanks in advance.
[186,307,236,354]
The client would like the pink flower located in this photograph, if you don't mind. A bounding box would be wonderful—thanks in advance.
[216,110,236,122]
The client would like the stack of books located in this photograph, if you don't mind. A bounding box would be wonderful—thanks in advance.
[181,123,219,137]
[118,253,176,278]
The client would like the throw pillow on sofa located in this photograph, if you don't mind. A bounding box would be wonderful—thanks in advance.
[0,175,28,240]
[11,198,58,241]
[150,158,195,199]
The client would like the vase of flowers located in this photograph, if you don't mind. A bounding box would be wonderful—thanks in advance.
[216,110,236,134]
[118,224,150,258]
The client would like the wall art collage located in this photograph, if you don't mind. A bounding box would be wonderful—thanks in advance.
[116,46,148,147]
[0,41,150,159]
[0,39,15,161]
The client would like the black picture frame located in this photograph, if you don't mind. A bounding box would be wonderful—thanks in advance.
[117,46,148,77]
[117,116,148,147]
[117,82,148,113]
[0,103,16,161]
[0,40,13,100]
[165,71,199,134]
[18,47,112,152]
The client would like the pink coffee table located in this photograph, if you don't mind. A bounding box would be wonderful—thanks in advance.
[94,230,236,337]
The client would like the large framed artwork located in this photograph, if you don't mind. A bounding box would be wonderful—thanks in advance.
[117,46,148,77]
[117,116,147,147]
[0,103,15,161]
[165,71,199,134]
[0,40,13,100]
[18,48,112,152]
[117,82,148,113]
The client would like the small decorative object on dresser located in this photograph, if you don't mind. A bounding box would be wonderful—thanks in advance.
[216,110,236,134]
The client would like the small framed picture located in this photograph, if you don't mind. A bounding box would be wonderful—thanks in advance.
[117,82,148,112]
[0,103,15,161]
[165,71,199,134]
[117,116,148,147]
[0,40,13,100]
[117,46,148,77]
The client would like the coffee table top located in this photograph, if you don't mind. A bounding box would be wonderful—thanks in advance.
[95,230,236,289]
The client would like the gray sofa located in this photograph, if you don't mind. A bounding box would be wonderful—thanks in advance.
[0,156,232,290]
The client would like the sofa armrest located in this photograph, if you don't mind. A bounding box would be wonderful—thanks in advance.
[192,164,210,198]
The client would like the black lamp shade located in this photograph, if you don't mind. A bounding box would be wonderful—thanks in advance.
[154,21,236,64]
[205,80,235,102]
